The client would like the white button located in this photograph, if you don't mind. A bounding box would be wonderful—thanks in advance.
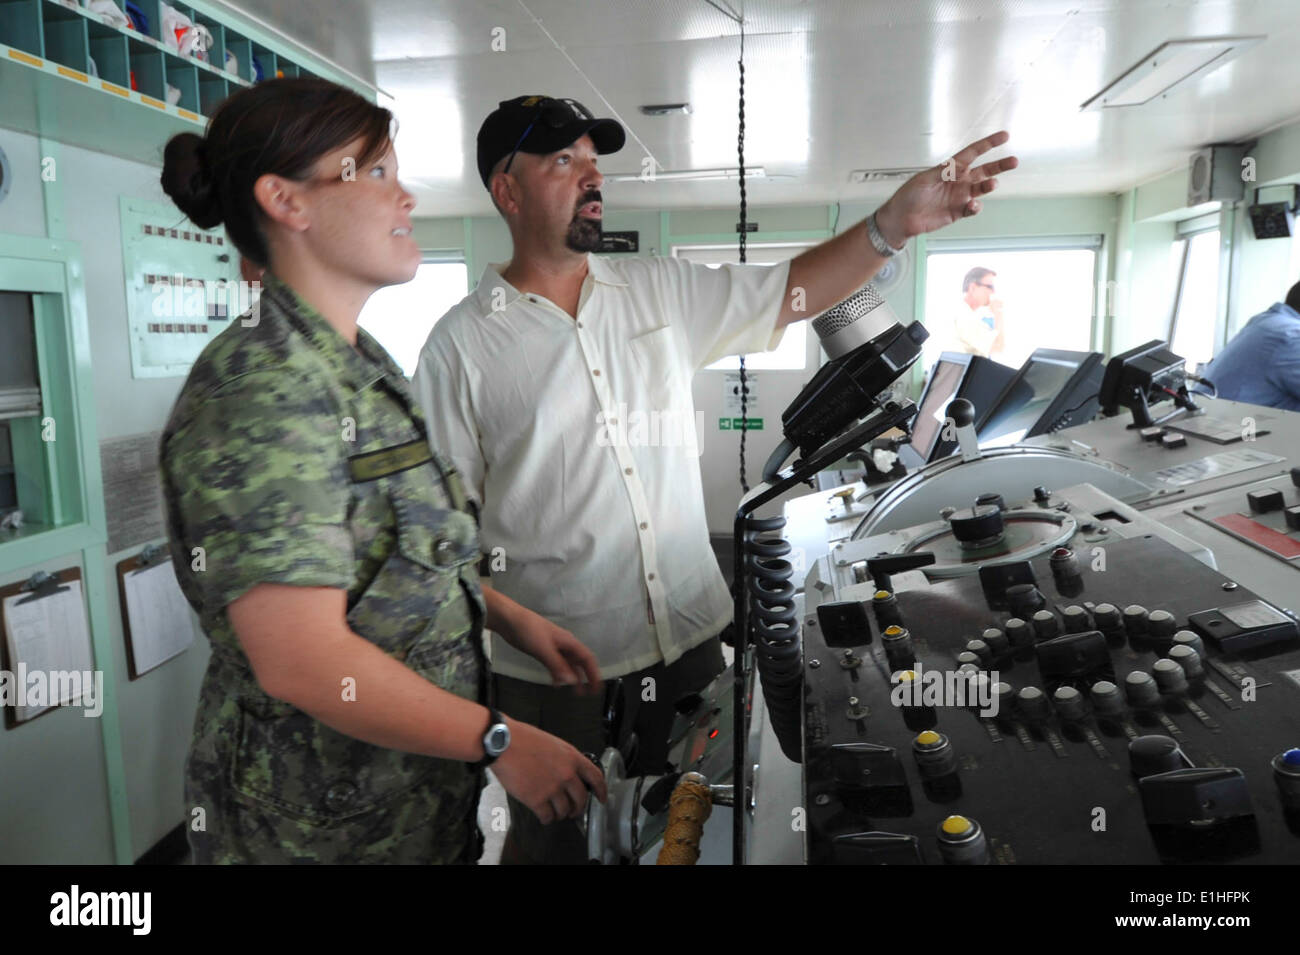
[609,418,618,425]
[640,522,648,530]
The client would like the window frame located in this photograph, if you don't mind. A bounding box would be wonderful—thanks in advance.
[1167,222,1222,366]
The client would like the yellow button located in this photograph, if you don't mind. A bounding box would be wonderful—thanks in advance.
[916,731,941,745]
[874,590,891,600]
[884,625,903,636]
[897,670,917,683]
[942,815,972,836]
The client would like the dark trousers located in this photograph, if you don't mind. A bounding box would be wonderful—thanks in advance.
[493,635,725,865]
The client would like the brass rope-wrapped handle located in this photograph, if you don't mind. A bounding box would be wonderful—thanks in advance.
[655,772,713,866]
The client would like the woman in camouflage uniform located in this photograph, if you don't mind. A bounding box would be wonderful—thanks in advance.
[159,78,605,864]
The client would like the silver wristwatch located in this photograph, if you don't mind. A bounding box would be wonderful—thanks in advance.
[868,211,905,257]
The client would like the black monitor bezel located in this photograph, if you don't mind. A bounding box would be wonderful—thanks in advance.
[978,348,1104,446]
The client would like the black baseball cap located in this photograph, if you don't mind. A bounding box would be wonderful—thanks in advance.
[477,95,625,188]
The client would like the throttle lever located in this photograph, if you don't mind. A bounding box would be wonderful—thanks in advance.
[866,551,937,592]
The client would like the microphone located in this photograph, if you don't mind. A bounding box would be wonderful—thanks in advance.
[811,284,904,359]
[769,284,927,477]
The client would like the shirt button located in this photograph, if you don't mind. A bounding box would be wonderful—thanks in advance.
[324,781,358,812]
[593,369,601,377]
[640,522,648,530]
[624,467,633,475]
[648,573,656,581]
[433,537,457,566]
[609,418,618,425]
[577,322,584,328]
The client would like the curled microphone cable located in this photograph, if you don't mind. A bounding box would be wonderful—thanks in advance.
[743,515,804,763]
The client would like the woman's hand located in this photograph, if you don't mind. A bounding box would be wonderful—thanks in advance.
[492,717,607,824]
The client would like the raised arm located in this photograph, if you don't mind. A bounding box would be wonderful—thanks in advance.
[779,131,1019,328]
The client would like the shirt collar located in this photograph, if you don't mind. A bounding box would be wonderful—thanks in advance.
[259,272,388,392]
[472,253,629,316]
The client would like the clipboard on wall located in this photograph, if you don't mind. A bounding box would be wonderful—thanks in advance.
[115,543,196,680]
[0,568,91,729]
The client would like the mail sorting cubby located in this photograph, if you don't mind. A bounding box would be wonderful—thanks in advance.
[39,0,89,74]
[0,0,42,58]
[86,15,130,88]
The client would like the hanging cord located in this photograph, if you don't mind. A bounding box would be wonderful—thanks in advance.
[736,20,750,493]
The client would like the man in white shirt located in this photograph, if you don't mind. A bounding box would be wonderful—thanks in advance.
[954,266,1004,357]
[413,94,1016,863]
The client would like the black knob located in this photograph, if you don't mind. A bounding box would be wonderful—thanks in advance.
[1004,617,1032,648]
[946,398,976,428]
[1093,603,1123,632]
[949,505,1004,543]
[1007,584,1046,618]
[1033,486,1051,504]
[1032,609,1060,641]
[1123,604,1149,636]
[1146,610,1177,639]
[975,492,1006,512]
[1292,466,1300,488]
[1061,605,1090,633]
[1129,735,1188,778]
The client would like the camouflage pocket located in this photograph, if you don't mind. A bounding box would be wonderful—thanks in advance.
[229,694,440,826]
[345,479,478,655]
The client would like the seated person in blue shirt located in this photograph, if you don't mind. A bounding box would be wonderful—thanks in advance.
[1198,282,1300,411]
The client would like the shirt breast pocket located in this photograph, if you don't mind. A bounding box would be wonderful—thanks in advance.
[346,471,482,664]
[628,325,682,406]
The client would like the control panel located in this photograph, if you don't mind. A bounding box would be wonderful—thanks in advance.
[1186,467,1300,565]
[801,484,1300,864]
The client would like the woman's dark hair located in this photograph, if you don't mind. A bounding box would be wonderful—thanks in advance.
[161,78,393,267]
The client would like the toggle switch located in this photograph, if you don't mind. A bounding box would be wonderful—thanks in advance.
[1138,767,1254,826]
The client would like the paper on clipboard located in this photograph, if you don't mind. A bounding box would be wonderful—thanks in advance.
[123,560,196,676]
[2,580,95,721]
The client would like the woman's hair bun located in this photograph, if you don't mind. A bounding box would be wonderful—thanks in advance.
[161,132,223,229]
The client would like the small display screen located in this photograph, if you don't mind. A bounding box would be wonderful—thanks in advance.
[910,360,966,459]
[980,356,1083,447]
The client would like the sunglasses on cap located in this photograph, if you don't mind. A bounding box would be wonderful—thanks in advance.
[502,97,597,175]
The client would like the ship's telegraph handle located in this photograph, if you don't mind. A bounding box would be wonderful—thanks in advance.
[947,398,983,462]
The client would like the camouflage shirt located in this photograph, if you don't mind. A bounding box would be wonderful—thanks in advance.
[160,273,487,864]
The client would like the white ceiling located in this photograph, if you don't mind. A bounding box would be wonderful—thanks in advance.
[227,0,1300,216]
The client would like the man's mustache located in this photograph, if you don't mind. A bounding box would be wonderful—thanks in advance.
[575,191,603,215]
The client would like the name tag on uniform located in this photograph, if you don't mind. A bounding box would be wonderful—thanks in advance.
[348,439,433,483]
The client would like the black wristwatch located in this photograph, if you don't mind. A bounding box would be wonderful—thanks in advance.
[472,707,511,769]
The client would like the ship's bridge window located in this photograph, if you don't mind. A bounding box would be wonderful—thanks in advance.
[359,257,469,377]
[921,239,1101,372]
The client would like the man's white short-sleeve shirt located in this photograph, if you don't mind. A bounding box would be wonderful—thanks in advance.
[412,253,789,683]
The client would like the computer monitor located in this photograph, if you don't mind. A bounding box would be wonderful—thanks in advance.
[899,353,1018,467]
[977,348,1105,448]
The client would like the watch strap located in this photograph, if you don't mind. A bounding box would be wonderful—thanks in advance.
[868,211,904,257]
[471,706,507,770]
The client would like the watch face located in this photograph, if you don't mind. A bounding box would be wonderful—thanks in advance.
[486,724,511,756]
